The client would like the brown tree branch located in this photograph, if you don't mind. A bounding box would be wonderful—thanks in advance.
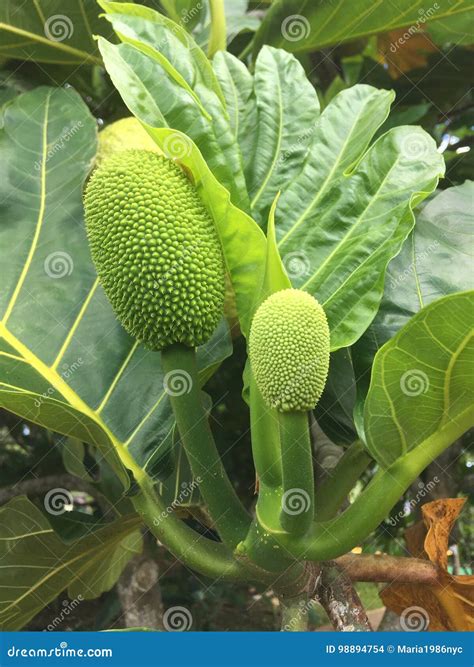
[0,474,114,516]
[336,554,439,585]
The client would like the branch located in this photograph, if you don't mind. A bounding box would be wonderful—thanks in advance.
[317,561,372,632]
[0,473,114,516]
[336,554,439,585]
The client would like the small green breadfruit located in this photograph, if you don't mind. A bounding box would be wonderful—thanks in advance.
[84,149,225,350]
[249,289,330,412]
[96,117,161,165]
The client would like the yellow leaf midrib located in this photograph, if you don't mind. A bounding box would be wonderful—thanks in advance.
[0,23,101,64]
[0,323,145,485]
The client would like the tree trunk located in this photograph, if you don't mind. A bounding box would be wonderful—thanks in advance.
[317,561,372,631]
[116,551,164,630]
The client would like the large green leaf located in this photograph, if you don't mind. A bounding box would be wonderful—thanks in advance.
[252,0,474,55]
[429,9,474,44]
[364,291,474,468]
[246,46,320,226]
[0,86,231,485]
[97,0,249,209]
[361,182,474,346]
[276,84,445,350]
[315,348,358,446]
[0,0,107,64]
[214,46,320,227]
[212,50,257,187]
[0,496,142,630]
[353,182,474,429]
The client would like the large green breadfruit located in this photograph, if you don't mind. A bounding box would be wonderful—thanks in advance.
[84,149,225,350]
[249,289,330,412]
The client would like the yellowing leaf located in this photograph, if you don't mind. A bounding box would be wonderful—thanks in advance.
[382,498,474,631]
[378,29,438,78]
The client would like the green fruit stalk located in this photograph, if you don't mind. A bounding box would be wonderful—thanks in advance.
[84,149,225,350]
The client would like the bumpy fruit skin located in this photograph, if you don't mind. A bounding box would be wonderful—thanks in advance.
[249,289,330,412]
[96,117,161,165]
[84,149,225,350]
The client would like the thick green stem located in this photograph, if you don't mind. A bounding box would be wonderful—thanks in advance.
[161,343,250,549]
[132,480,244,581]
[250,380,282,487]
[279,411,314,535]
[207,0,226,57]
[315,440,372,521]
[280,593,310,631]
[274,412,473,560]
